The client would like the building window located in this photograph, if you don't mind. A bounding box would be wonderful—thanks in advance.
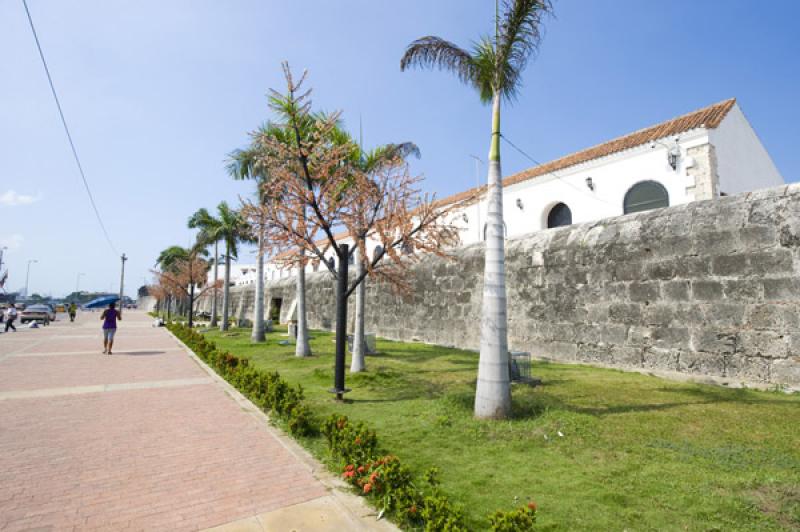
[547,203,572,228]
[623,181,669,214]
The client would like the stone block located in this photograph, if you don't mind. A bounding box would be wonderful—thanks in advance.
[771,358,800,386]
[576,343,612,364]
[722,279,762,301]
[611,346,643,367]
[614,262,642,281]
[726,355,771,382]
[677,350,725,377]
[662,280,690,301]
[692,280,723,301]
[627,326,653,346]
[702,303,746,327]
[642,347,679,371]
[739,225,777,249]
[748,249,794,276]
[651,326,690,350]
[629,282,661,303]
[691,329,738,354]
[747,304,800,330]
[738,331,789,359]
[711,254,749,276]
[762,277,800,301]
[645,260,678,280]
[674,257,711,278]
[608,303,642,324]
[692,231,740,255]
[644,304,678,327]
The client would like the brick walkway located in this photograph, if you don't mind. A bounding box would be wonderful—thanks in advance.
[0,310,383,532]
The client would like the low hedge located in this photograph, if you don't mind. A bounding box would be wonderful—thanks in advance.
[168,323,538,531]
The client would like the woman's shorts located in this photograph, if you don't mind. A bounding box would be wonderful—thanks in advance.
[103,328,116,342]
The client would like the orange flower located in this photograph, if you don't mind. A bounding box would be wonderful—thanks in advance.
[355,437,362,445]
[343,471,355,479]
[409,505,417,514]
[363,483,372,494]
[527,501,537,512]
[369,472,378,484]
[345,464,355,472]
[357,466,365,474]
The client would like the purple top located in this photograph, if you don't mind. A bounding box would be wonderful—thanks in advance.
[102,309,118,329]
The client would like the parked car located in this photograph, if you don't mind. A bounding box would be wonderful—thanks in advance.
[20,304,54,325]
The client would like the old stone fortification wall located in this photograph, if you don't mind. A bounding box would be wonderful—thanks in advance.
[206,183,800,390]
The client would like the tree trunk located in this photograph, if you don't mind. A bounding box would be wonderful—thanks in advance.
[251,233,266,342]
[474,93,511,419]
[210,240,219,327]
[220,249,231,331]
[295,263,312,356]
[188,281,195,328]
[350,246,366,373]
[332,244,349,400]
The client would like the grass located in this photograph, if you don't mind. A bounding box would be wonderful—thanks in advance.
[203,325,800,531]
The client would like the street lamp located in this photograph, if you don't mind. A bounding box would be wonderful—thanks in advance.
[25,259,38,298]
[76,272,85,294]
[0,246,8,272]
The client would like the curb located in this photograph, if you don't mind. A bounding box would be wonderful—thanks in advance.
[164,327,398,532]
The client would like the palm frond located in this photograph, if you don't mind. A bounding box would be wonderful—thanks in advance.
[495,0,553,99]
[400,36,478,86]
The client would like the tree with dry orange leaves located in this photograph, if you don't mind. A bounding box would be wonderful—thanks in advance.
[241,63,470,399]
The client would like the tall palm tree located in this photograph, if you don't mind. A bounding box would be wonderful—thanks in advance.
[346,140,420,373]
[228,137,284,346]
[214,201,250,331]
[229,123,318,355]
[401,0,552,419]
[188,207,223,326]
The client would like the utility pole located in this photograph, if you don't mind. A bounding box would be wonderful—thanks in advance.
[0,246,7,272]
[24,259,38,298]
[75,272,84,294]
[119,253,127,314]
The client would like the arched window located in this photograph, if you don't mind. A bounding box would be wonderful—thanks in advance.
[624,181,669,214]
[547,203,572,228]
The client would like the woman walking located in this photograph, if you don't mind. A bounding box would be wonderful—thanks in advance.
[100,302,121,354]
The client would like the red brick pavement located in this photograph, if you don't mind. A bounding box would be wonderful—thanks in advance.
[0,311,327,531]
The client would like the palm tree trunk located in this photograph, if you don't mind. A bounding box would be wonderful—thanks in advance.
[295,261,311,357]
[474,92,511,419]
[210,240,219,326]
[350,246,366,373]
[188,282,195,328]
[251,233,266,342]
[220,248,231,331]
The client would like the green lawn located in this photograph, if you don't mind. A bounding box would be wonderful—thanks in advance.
[203,325,800,531]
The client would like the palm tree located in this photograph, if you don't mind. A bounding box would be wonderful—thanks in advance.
[214,201,250,331]
[228,123,317,355]
[188,208,223,326]
[346,140,420,373]
[401,0,552,419]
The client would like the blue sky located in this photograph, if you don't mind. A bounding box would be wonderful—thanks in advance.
[1,0,798,297]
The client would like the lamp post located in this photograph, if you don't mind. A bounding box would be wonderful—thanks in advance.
[24,259,38,298]
[0,246,7,272]
[75,272,85,294]
[118,254,127,314]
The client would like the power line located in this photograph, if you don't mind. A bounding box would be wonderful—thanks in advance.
[21,0,119,256]
[500,133,616,206]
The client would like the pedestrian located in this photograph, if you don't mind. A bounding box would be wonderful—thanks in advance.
[100,302,121,354]
[4,304,17,332]
[68,302,77,322]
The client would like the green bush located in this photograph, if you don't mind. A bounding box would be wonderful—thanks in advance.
[488,502,538,532]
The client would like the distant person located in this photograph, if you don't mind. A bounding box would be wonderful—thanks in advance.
[69,303,77,322]
[4,304,17,332]
[100,302,121,354]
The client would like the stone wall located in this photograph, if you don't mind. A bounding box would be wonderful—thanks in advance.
[205,184,800,390]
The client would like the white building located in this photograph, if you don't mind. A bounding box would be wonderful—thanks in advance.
[253,98,782,281]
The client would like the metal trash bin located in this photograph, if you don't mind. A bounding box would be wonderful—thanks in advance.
[509,351,532,383]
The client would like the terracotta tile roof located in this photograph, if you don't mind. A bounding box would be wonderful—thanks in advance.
[437,98,737,206]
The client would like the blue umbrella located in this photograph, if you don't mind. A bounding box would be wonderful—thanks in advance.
[83,295,119,309]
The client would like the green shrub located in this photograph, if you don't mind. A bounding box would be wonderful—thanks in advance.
[488,502,538,531]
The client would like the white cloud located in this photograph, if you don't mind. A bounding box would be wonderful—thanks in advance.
[0,190,40,207]
[0,234,24,250]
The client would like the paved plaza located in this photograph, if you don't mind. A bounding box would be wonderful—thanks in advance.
[0,310,387,531]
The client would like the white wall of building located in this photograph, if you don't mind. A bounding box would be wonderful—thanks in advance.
[455,131,710,245]
[709,104,784,195]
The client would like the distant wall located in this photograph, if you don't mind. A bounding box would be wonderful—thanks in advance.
[202,183,800,390]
